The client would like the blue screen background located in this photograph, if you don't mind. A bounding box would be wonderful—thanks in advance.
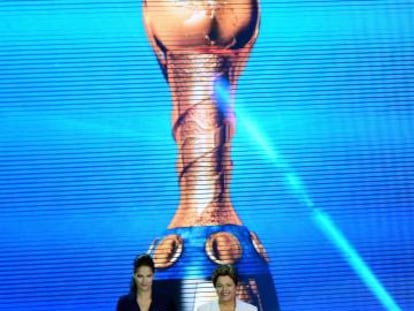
[0,1,413,310]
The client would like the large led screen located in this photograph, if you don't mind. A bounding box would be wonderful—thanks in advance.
[0,1,413,311]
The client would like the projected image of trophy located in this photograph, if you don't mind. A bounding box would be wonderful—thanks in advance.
[142,0,280,310]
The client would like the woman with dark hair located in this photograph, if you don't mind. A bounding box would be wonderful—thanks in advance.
[116,254,176,311]
[197,265,257,311]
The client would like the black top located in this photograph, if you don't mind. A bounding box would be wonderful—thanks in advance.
[116,291,177,311]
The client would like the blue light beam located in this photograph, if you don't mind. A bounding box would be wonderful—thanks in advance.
[313,209,402,311]
[213,76,403,311]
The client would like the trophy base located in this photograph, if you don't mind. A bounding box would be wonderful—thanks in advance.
[148,225,281,311]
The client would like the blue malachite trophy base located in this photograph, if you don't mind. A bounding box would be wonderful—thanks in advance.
[149,224,281,311]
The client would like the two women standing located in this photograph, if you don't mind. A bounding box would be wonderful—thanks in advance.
[117,254,257,311]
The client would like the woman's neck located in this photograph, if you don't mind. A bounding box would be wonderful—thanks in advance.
[136,290,152,311]
[136,289,152,299]
[219,299,236,311]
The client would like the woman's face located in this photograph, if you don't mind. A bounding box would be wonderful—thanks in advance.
[215,275,237,303]
[134,265,154,293]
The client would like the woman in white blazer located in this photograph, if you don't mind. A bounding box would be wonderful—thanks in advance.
[197,265,258,311]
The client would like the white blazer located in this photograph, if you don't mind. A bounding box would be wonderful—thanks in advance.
[197,299,258,311]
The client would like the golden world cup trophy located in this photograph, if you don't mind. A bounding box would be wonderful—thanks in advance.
[143,0,280,310]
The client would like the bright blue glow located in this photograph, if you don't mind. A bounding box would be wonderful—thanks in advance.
[313,209,403,311]
[214,76,312,206]
[214,77,286,164]
[213,75,233,118]
[214,76,402,311]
